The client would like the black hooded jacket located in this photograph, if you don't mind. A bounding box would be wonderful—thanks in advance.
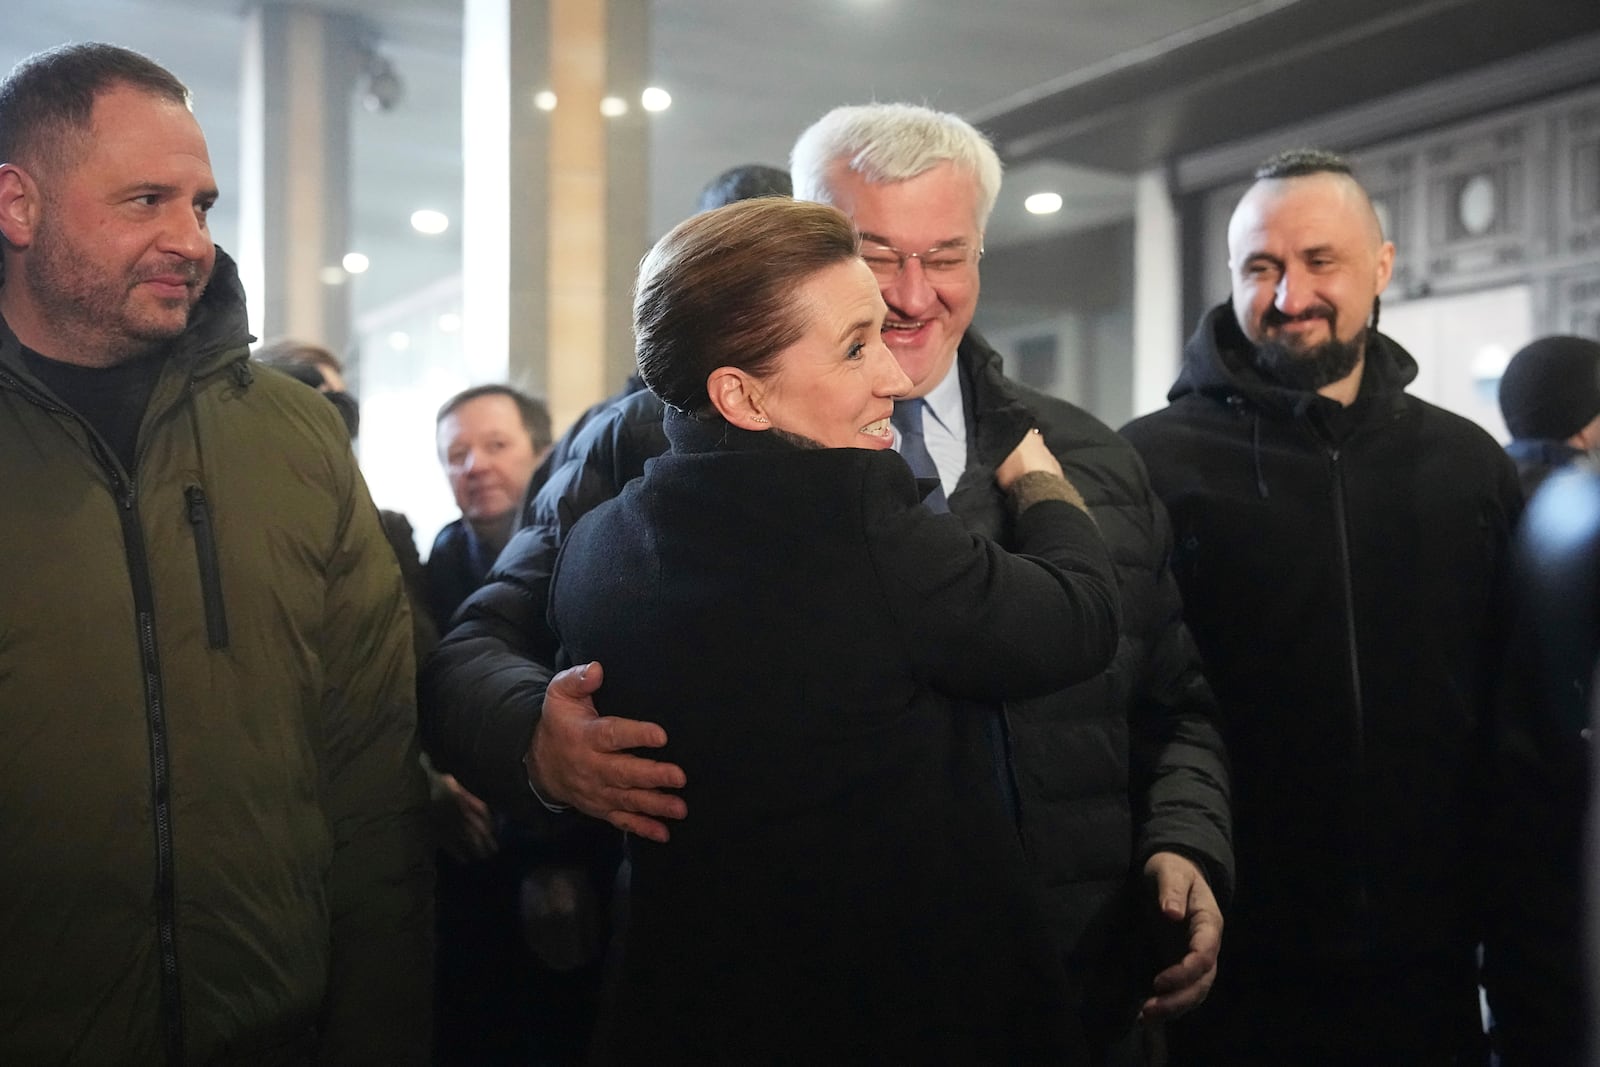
[1121,302,1521,971]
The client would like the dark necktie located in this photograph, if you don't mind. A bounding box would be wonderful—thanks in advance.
[892,398,949,513]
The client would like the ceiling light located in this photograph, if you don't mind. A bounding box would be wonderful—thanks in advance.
[318,265,347,286]
[437,312,462,334]
[410,209,449,235]
[388,331,410,351]
[1024,192,1063,215]
[599,96,628,118]
[342,252,370,274]
[641,87,672,112]
[533,90,557,111]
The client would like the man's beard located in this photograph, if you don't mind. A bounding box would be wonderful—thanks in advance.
[1251,305,1366,392]
[25,208,206,364]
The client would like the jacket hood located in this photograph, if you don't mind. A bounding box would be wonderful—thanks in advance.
[1173,300,1419,418]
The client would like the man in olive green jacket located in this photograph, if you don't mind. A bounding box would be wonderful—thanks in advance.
[0,44,432,1064]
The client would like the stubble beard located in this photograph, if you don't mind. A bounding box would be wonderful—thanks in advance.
[24,211,205,366]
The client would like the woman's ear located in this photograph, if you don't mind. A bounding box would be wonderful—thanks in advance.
[707,366,771,430]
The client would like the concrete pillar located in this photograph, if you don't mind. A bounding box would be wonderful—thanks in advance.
[237,4,360,350]
[1132,164,1183,416]
[461,0,649,430]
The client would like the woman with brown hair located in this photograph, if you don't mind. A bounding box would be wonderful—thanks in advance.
[549,197,1120,1062]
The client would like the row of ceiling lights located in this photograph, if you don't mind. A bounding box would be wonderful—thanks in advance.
[330,168,1064,286]
[533,86,673,115]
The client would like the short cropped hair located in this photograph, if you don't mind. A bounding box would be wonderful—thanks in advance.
[790,103,1003,232]
[1254,147,1354,181]
[0,42,189,178]
[634,198,860,419]
[435,384,553,451]
[696,164,792,213]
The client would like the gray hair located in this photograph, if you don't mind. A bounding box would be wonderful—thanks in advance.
[790,103,1003,232]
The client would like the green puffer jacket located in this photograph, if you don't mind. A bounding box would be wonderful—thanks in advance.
[0,253,433,1065]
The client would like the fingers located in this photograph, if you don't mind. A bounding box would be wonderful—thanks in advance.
[611,810,673,844]
[548,660,605,698]
[1140,958,1215,1020]
[592,715,671,754]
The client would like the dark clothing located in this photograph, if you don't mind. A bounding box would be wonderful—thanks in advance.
[426,518,500,631]
[20,344,163,472]
[551,409,1121,1062]
[0,252,433,1064]
[424,520,614,1065]
[521,373,646,513]
[1504,435,1584,499]
[422,331,1233,1051]
[1120,302,1522,1062]
[1482,464,1598,1066]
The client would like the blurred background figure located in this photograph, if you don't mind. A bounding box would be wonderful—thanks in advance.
[256,337,360,437]
[1497,335,1600,498]
[1483,459,1600,1067]
[429,384,551,630]
[426,382,584,1066]
[693,161,791,213]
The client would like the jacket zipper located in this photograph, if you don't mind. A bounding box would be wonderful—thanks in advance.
[185,485,230,649]
[1328,447,1370,914]
[1,368,188,1062]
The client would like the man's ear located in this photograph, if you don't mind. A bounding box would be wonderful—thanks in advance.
[707,366,770,430]
[0,164,41,250]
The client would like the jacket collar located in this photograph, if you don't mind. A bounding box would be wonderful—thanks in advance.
[661,403,808,458]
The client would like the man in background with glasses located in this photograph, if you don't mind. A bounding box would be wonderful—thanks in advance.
[424,102,1232,1063]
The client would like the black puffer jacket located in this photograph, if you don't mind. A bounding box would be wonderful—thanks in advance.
[423,331,1233,1043]
[1121,303,1521,982]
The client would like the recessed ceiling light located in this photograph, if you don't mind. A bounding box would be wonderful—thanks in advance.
[318,265,347,286]
[533,90,557,111]
[411,209,449,235]
[342,252,370,274]
[1024,192,1063,215]
[437,312,462,334]
[641,86,671,112]
[388,331,410,351]
[599,96,628,118]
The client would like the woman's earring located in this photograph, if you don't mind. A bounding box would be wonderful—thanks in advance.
[752,415,769,424]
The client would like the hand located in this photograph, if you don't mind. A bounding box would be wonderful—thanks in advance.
[995,427,1064,489]
[429,771,498,862]
[1139,851,1223,1022]
[528,661,688,842]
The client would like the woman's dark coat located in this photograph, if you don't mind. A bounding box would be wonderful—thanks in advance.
[549,411,1121,1062]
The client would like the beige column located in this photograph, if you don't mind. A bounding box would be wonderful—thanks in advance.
[237,4,359,350]
[461,0,649,431]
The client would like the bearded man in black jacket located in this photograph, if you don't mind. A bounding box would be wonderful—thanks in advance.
[425,102,1233,1061]
[1121,149,1522,1066]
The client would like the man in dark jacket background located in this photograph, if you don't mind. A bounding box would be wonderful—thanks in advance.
[0,43,432,1064]
[1496,333,1600,499]
[424,102,1232,1060]
[1121,148,1522,1065]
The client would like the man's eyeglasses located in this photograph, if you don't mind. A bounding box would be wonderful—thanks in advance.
[860,241,982,281]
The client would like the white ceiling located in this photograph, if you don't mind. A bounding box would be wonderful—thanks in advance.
[0,0,1270,320]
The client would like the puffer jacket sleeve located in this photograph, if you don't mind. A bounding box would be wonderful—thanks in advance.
[316,454,435,1064]
[1121,454,1235,901]
[419,398,665,824]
